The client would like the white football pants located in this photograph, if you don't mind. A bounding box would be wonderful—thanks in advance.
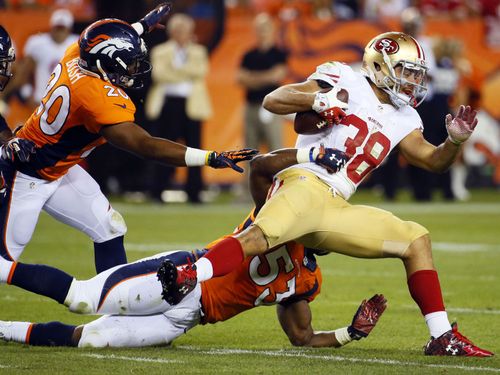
[1,164,126,260]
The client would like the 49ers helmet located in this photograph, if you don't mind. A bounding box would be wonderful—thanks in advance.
[78,19,151,89]
[361,31,428,108]
[0,25,15,91]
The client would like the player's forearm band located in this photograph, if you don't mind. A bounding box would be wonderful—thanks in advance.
[185,147,211,166]
[296,147,320,163]
[334,327,353,346]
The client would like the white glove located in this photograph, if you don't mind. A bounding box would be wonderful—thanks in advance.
[312,86,349,126]
[312,86,349,113]
[446,105,478,145]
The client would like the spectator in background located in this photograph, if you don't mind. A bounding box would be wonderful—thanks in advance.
[236,13,288,200]
[1,8,77,110]
[363,0,411,20]
[463,90,500,189]
[400,7,456,201]
[237,13,288,154]
[145,13,212,204]
[375,7,438,201]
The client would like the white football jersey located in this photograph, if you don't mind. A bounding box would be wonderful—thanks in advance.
[23,33,78,102]
[291,61,424,200]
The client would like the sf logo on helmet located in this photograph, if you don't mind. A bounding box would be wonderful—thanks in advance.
[89,38,134,58]
[374,38,399,54]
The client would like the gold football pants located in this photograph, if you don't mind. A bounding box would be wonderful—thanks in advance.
[254,168,428,258]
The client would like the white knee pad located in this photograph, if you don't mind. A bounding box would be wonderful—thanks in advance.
[78,315,182,348]
[78,320,110,348]
[95,208,127,243]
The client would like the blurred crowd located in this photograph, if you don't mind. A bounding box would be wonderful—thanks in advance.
[0,0,499,202]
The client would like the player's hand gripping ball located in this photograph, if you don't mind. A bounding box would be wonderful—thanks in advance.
[294,87,349,134]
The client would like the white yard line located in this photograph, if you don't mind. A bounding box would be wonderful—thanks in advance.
[81,353,182,364]
[110,202,500,216]
[125,241,499,253]
[177,346,500,372]
[125,243,205,252]
[433,242,499,252]
[375,202,500,215]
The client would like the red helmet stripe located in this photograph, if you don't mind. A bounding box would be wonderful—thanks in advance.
[408,35,424,60]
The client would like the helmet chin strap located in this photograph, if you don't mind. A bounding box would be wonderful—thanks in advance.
[96,60,111,83]
[382,88,413,108]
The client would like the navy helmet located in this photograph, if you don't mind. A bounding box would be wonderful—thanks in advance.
[0,25,15,91]
[78,19,151,89]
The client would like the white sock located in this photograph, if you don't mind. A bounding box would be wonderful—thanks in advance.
[0,257,15,283]
[425,311,452,338]
[0,321,31,343]
[194,257,213,282]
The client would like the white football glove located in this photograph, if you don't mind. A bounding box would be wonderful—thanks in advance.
[446,105,478,145]
[312,86,349,125]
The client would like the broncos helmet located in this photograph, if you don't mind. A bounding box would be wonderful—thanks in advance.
[0,25,15,91]
[361,31,428,108]
[78,19,151,89]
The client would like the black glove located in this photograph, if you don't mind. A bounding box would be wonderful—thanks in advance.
[1,137,36,163]
[314,144,349,174]
[139,2,172,33]
[347,294,387,340]
[208,148,259,173]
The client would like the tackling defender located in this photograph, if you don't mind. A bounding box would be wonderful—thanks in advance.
[0,4,256,274]
[0,239,385,348]
[161,32,493,357]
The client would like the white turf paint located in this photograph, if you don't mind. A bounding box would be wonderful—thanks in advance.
[125,241,499,253]
[112,202,500,216]
[81,353,182,364]
[126,243,205,252]
[177,346,500,373]
[433,242,499,252]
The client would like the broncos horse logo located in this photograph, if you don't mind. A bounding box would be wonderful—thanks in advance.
[88,36,135,58]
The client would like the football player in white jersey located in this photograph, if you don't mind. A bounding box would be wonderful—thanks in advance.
[161,32,493,357]
[1,9,78,109]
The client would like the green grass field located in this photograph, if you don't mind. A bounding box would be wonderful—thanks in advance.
[1,190,499,374]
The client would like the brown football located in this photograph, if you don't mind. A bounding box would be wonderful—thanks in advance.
[294,88,349,135]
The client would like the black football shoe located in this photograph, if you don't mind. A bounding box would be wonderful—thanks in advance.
[157,259,197,305]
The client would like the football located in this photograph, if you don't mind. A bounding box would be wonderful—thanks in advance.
[294,88,349,135]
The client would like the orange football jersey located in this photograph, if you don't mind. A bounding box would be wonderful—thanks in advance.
[17,43,136,181]
[200,241,322,324]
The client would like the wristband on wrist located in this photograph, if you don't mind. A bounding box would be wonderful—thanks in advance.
[296,147,320,163]
[185,147,211,166]
[131,22,145,36]
[334,327,353,346]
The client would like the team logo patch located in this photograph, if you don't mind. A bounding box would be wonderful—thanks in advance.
[374,38,399,54]
[88,36,134,58]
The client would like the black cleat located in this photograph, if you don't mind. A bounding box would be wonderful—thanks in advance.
[157,259,197,305]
